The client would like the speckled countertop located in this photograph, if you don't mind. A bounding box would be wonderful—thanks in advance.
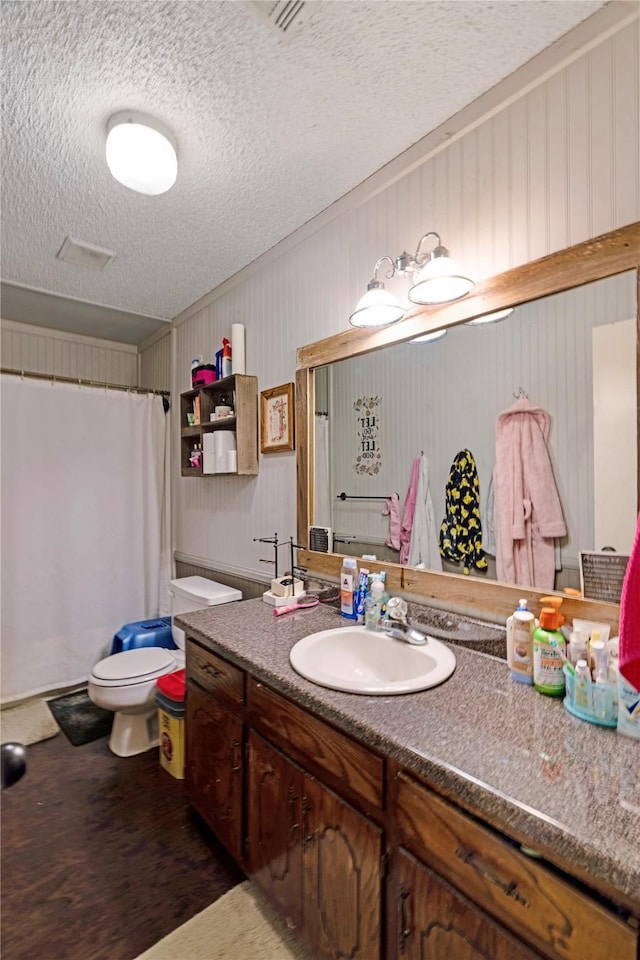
[176,598,640,908]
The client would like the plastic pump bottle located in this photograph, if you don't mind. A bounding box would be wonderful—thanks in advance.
[507,599,535,685]
[365,575,385,629]
[221,338,232,378]
[533,596,566,697]
[340,557,358,620]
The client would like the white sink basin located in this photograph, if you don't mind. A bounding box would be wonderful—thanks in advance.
[289,626,456,695]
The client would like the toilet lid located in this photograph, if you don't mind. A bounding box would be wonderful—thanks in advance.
[92,648,177,683]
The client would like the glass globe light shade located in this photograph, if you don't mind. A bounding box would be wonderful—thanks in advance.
[408,254,474,304]
[349,285,405,328]
[410,329,448,344]
[466,307,515,325]
[106,112,177,196]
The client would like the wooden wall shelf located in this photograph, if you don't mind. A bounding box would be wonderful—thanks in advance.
[180,374,258,477]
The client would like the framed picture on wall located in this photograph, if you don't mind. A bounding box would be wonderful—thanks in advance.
[260,382,295,453]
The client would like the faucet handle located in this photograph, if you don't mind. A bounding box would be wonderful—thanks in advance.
[386,596,408,624]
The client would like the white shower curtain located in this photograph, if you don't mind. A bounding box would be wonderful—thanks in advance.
[314,414,331,529]
[1,376,170,703]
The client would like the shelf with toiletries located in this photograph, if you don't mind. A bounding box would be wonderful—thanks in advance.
[180,374,258,477]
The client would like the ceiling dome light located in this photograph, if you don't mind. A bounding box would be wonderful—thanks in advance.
[106,111,177,196]
[466,307,515,325]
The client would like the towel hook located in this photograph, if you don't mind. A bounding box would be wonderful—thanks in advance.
[513,386,528,399]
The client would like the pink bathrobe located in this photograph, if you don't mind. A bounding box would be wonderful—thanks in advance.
[494,397,567,589]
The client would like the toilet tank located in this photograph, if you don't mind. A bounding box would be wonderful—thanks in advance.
[169,576,242,648]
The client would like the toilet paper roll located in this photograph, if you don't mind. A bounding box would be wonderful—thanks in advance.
[215,450,238,473]
[213,431,237,458]
[231,323,246,375]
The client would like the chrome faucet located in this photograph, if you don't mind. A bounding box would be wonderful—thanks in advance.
[377,620,429,645]
[377,597,429,645]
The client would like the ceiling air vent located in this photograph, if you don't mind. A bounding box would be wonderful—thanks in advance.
[248,1,318,38]
[56,236,116,270]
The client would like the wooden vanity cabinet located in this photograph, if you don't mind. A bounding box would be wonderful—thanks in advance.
[185,639,638,960]
[397,848,540,960]
[394,770,637,960]
[247,731,383,959]
[247,732,303,932]
[185,645,245,861]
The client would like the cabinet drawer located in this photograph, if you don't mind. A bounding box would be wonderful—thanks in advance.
[186,641,244,708]
[248,678,383,809]
[396,771,637,960]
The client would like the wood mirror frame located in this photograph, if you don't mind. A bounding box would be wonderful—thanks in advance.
[296,222,640,626]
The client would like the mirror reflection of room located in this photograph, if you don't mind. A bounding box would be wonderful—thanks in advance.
[314,270,637,593]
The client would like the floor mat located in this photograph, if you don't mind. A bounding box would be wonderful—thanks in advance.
[0,698,61,746]
[47,688,113,746]
[133,881,313,960]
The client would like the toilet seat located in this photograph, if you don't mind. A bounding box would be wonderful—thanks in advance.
[90,648,178,687]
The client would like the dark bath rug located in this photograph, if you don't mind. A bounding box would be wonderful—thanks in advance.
[47,688,113,746]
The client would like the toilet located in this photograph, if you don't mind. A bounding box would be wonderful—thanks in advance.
[88,577,242,757]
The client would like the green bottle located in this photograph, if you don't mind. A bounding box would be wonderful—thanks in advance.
[533,597,566,697]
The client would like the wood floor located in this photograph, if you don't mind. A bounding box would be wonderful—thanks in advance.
[1,727,245,960]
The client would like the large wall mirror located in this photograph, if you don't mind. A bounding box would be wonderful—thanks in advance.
[296,224,640,623]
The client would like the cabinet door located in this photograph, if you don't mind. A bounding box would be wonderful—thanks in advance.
[397,849,540,960]
[185,680,243,860]
[303,775,382,960]
[247,732,303,932]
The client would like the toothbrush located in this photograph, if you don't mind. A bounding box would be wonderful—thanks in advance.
[273,597,319,617]
[548,635,575,675]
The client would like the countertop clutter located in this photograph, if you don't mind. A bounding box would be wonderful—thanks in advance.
[176,597,640,906]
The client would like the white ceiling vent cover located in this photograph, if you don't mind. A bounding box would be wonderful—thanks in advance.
[57,236,117,270]
[248,1,318,38]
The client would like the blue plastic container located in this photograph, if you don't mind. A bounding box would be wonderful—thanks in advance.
[110,617,175,655]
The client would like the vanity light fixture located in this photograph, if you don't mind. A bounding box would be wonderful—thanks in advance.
[407,232,474,304]
[349,256,406,328]
[410,329,448,344]
[349,232,474,327]
[466,307,515,325]
[105,111,178,196]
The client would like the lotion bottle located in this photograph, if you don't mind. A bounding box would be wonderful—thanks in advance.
[340,557,358,620]
[507,600,534,685]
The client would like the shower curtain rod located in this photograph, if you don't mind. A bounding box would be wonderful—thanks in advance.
[1,367,170,397]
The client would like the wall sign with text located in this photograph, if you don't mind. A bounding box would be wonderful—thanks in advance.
[353,395,381,475]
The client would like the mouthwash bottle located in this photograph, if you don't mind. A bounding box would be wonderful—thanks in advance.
[533,596,565,697]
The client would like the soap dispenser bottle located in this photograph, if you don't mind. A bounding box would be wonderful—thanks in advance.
[507,599,535,685]
[364,575,385,629]
[533,596,566,697]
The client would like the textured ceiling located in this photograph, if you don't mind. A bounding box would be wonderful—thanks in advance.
[1,0,607,344]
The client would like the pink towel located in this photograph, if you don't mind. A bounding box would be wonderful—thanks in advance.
[399,456,421,565]
[382,493,401,551]
[619,513,640,690]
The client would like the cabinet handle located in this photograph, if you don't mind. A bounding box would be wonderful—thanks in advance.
[288,786,299,833]
[231,739,242,774]
[301,796,314,850]
[398,886,411,953]
[455,847,530,907]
